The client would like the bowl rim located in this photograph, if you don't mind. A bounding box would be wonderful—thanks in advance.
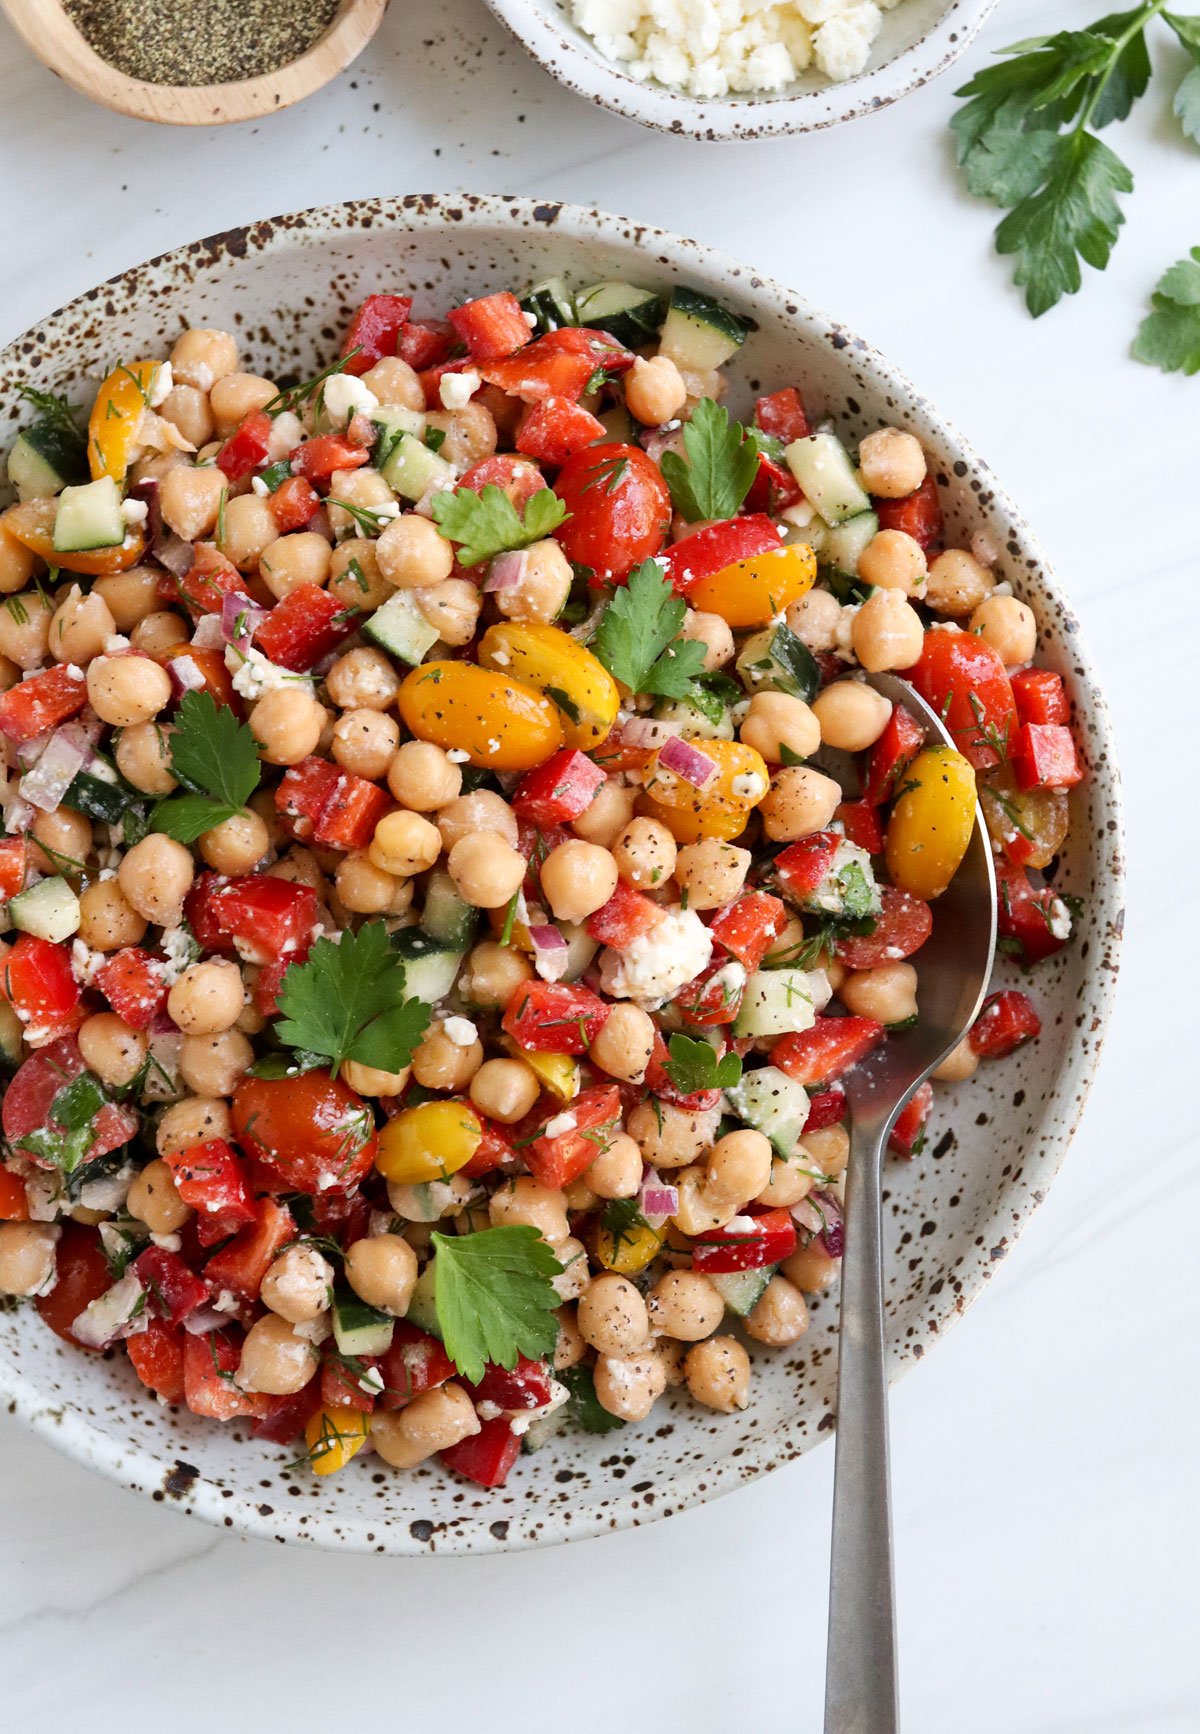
[479,0,1000,139]
[0,193,1124,1553]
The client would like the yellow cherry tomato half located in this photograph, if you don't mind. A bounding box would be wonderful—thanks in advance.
[641,737,770,843]
[88,360,162,483]
[885,745,977,899]
[375,1099,483,1186]
[305,1406,370,1476]
[3,499,145,576]
[685,541,816,629]
[397,661,563,772]
[502,1040,579,1104]
[477,621,620,750]
[593,1219,665,1275]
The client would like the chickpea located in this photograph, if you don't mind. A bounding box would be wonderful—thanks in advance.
[259,532,331,602]
[415,579,480,647]
[49,585,115,666]
[159,383,214,449]
[0,510,43,595]
[119,833,194,925]
[342,1060,411,1097]
[327,539,394,613]
[758,765,842,842]
[494,538,573,624]
[131,610,189,657]
[93,565,161,632]
[539,840,618,924]
[436,790,518,851]
[577,1272,650,1357]
[858,528,927,595]
[198,809,269,877]
[209,371,274,436]
[77,880,147,950]
[126,1157,192,1235]
[370,1382,480,1468]
[237,1313,317,1396]
[673,840,750,910]
[858,427,927,499]
[783,1240,841,1295]
[265,841,322,890]
[647,1270,724,1342]
[489,1177,570,1245]
[88,653,172,728]
[115,720,178,795]
[593,1351,666,1422]
[158,464,226,541]
[589,1002,656,1083]
[755,1156,815,1210]
[0,1223,59,1297]
[336,850,404,915]
[926,548,994,617]
[344,1234,418,1316]
[156,1096,233,1158]
[179,1028,254,1098]
[799,1123,850,1180]
[376,514,453,589]
[684,1335,751,1413]
[220,492,277,572]
[423,401,497,469]
[612,816,676,891]
[29,805,91,876]
[840,962,918,1025]
[260,1242,333,1324]
[705,1128,774,1207]
[673,608,733,674]
[932,1035,979,1082]
[625,353,687,425]
[969,594,1037,668]
[78,1012,147,1088]
[850,589,924,673]
[0,655,18,692]
[250,686,327,767]
[460,939,532,1009]
[627,1100,721,1170]
[786,587,842,653]
[554,1305,587,1372]
[325,646,399,712]
[170,328,238,392]
[411,1020,484,1092]
[740,691,821,764]
[571,777,636,847]
[168,959,244,1036]
[331,708,399,782]
[671,1166,737,1236]
[447,833,526,909]
[469,1056,540,1124]
[387,740,461,811]
[812,680,893,752]
[585,1131,643,1200]
[0,589,53,667]
[744,1275,809,1346]
[361,355,424,409]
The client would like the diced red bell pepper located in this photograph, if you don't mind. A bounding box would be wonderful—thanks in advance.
[873,472,943,551]
[216,410,272,480]
[0,835,27,899]
[460,1116,518,1181]
[994,858,1072,964]
[311,770,390,852]
[341,293,413,374]
[910,631,1018,772]
[586,880,663,951]
[465,1355,552,1412]
[675,961,745,1027]
[1011,667,1069,728]
[692,1207,797,1273]
[0,663,87,744]
[203,1199,296,1302]
[773,1016,885,1088]
[754,387,810,445]
[656,514,782,597]
[478,327,631,404]
[154,640,243,714]
[183,870,235,956]
[864,704,926,806]
[252,1381,324,1444]
[513,748,607,828]
[888,1081,933,1158]
[516,395,606,465]
[524,1084,622,1189]
[502,980,610,1054]
[183,1329,257,1420]
[132,1244,210,1322]
[203,873,320,963]
[440,1414,522,1488]
[397,319,454,371]
[0,935,82,1045]
[253,948,310,1018]
[163,1140,258,1243]
[1011,723,1083,792]
[803,1087,847,1132]
[289,434,369,491]
[126,1317,186,1404]
[708,892,789,972]
[275,755,341,839]
[376,1321,457,1410]
[171,542,247,618]
[969,990,1041,1059]
[458,452,548,508]
[321,1353,379,1413]
[644,1031,722,1113]
[834,886,933,970]
[744,452,802,516]
[448,291,532,362]
[35,1224,111,1350]
[268,474,320,533]
[835,799,885,855]
[0,1168,28,1221]
[772,831,842,902]
[95,946,169,1031]
[255,582,358,673]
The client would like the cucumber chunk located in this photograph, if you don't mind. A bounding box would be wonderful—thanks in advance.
[371,407,426,473]
[364,588,440,667]
[405,1260,441,1338]
[520,276,576,336]
[784,433,872,526]
[65,758,140,826]
[53,475,126,552]
[379,431,455,501]
[726,1065,810,1156]
[660,288,749,372]
[708,1266,776,1317]
[421,868,480,950]
[389,929,464,1005]
[735,622,820,703]
[8,876,80,943]
[732,970,818,1040]
[331,1288,395,1358]
[822,510,879,580]
[574,281,666,348]
[7,399,87,502]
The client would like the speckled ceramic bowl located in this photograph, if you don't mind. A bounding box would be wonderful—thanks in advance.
[0,195,1123,1554]
[480,0,999,140]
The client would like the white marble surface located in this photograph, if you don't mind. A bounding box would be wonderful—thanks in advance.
[0,2,1195,1727]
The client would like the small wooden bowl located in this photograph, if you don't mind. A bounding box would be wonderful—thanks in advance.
[0,0,387,125]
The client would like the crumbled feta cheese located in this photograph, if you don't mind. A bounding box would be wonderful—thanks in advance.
[103,634,131,653]
[1047,897,1072,942]
[212,1289,241,1314]
[157,925,199,986]
[813,3,881,81]
[71,939,108,987]
[486,736,501,755]
[251,475,271,496]
[446,748,471,764]
[477,1401,504,1422]
[226,643,312,702]
[120,496,149,527]
[442,1016,479,1048]
[732,771,767,801]
[267,410,304,463]
[439,369,482,410]
[544,1111,578,1138]
[599,904,714,1006]
[148,361,174,408]
[322,373,379,423]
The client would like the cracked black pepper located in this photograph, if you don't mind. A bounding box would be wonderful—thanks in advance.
[65,0,342,86]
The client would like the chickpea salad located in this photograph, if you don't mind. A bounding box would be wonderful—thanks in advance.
[0,277,1082,1489]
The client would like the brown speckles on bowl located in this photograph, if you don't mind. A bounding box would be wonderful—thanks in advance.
[0,195,1123,1555]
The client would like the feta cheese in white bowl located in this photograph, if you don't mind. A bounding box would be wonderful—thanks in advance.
[480,0,999,138]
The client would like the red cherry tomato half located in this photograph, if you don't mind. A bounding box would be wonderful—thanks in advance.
[231,1072,378,1194]
[552,443,671,580]
[35,1225,112,1351]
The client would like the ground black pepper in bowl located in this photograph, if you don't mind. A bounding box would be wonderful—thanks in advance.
[64,0,343,85]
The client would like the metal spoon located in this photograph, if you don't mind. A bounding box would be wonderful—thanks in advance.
[822,671,997,1734]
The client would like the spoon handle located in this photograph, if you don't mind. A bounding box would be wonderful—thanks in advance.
[824,1119,899,1734]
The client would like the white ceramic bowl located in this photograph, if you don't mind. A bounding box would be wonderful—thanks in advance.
[0,195,1123,1554]
[481,0,999,139]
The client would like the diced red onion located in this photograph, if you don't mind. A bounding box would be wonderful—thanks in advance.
[617,715,686,750]
[484,550,528,593]
[18,725,91,811]
[658,733,717,789]
[641,425,685,463]
[2,792,35,834]
[528,923,570,983]
[14,731,52,771]
[167,655,207,698]
[220,591,266,646]
[182,1305,232,1336]
[155,533,195,580]
[151,1008,180,1034]
[69,1271,146,1350]
[638,1168,679,1228]
[190,614,225,650]
[792,1189,844,1256]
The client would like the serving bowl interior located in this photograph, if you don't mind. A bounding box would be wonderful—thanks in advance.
[479,0,999,139]
[0,195,1123,1554]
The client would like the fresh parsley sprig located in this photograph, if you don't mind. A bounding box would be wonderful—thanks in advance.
[1134,246,1200,373]
[592,561,708,700]
[430,1225,563,1384]
[662,1033,742,1096]
[274,922,432,1078]
[431,482,569,567]
[150,690,262,844]
[263,348,363,418]
[660,398,759,522]
[17,384,88,474]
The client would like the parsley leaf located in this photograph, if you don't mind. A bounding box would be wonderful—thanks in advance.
[994,130,1132,318]
[593,561,708,700]
[558,1363,626,1434]
[662,1033,742,1096]
[149,690,262,843]
[430,1225,563,1384]
[431,482,569,568]
[274,921,432,1077]
[659,398,759,522]
[1133,246,1200,375]
[1165,12,1200,142]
